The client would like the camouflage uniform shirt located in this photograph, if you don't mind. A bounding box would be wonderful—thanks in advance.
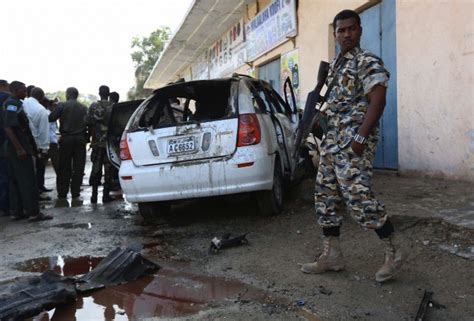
[87,100,113,148]
[314,46,390,230]
[322,46,390,154]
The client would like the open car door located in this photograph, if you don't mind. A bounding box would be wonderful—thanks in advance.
[267,77,299,177]
[107,100,144,169]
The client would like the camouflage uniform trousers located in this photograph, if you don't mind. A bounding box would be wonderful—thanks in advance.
[314,139,387,230]
[89,147,114,189]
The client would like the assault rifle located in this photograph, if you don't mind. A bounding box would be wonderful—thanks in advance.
[291,61,330,167]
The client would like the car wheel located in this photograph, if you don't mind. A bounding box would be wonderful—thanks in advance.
[257,157,284,216]
[138,202,171,221]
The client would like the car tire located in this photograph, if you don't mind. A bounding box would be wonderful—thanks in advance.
[138,202,171,221]
[257,157,284,216]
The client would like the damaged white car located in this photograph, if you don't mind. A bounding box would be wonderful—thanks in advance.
[107,75,307,219]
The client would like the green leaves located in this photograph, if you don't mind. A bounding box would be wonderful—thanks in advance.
[129,26,170,99]
[130,26,170,79]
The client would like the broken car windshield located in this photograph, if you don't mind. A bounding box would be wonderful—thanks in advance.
[126,80,237,132]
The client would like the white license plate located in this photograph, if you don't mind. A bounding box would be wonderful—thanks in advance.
[167,136,196,155]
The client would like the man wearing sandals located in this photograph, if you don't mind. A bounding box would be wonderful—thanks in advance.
[301,10,402,282]
[2,81,52,222]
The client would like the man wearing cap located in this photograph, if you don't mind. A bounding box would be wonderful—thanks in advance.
[2,81,52,221]
[49,87,88,202]
[87,85,114,203]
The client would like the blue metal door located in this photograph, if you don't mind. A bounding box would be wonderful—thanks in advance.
[359,0,398,169]
[258,58,282,95]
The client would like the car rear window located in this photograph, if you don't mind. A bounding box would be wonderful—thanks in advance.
[127,80,237,132]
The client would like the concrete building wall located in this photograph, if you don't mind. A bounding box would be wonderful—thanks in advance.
[295,0,370,102]
[397,0,474,181]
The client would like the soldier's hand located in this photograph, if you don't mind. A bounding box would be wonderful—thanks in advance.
[16,148,28,160]
[351,140,365,157]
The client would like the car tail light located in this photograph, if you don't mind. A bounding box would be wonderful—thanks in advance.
[237,113,261,147]
[119,131,132,160]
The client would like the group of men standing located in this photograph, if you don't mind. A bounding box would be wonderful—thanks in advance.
[0,81,119,221]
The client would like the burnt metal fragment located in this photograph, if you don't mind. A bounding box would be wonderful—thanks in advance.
[76,247,159,292]
[0,271,77,321]
[415,290,433,321]
[209,233,249,254]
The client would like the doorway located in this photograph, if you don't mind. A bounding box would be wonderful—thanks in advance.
[258,58,281,95]
[359,0,398,169]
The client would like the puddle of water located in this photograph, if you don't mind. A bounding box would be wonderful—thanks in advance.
[41,188,126,210]
[16,255,103,276]
[26,267,267,321]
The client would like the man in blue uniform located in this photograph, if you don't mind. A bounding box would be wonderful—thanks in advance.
[0,80,10,216]
[3,81,52,221]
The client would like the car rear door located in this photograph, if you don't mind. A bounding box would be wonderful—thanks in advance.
[106,100,144,169]
[125,81,239,166]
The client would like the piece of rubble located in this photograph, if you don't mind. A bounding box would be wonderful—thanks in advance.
[76,247,159,292]
[0,271,77,321]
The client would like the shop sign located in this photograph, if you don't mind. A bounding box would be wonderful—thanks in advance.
[246,0,297,61]
[208,19,247,78]
[280,48,300,109]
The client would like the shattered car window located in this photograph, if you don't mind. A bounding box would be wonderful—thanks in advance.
[127,80,237,132]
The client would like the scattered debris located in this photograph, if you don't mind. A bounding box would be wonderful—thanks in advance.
[0,271,77,321]
[415,290,433,321]
[209,233,249,254]
[317,285,332,296]
[76,247,159,292]
[414,290,446,320]
[438,244,474,260]
[0,248,159,320]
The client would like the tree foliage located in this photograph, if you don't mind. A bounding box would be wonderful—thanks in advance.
[128,26,170,100]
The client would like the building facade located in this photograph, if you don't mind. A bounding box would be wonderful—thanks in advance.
[145,0,474,182]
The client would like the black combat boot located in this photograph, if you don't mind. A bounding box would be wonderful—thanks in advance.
[91,185,98,204]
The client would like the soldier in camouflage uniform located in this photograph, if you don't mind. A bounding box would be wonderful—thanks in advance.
[301,10,403,283]
[87,85,114,203]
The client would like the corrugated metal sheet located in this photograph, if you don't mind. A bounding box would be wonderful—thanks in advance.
[145,0,254,89]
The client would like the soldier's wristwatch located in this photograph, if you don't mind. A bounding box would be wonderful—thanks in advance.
[353,134,368,145]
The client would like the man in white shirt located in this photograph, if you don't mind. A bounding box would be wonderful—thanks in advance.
[23,87,51,193]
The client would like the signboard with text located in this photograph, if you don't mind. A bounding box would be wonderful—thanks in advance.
[208,19,247,78]
[246,0,297,61]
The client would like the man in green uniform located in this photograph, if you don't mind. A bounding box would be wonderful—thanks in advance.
[87,85,114,204]
[49,87,88,201]
[2,81,52,221]
[301,10,402,282]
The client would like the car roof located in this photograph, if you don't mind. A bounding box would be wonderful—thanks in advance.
[153,78,234,93]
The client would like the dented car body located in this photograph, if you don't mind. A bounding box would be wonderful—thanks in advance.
[107,75,301,217]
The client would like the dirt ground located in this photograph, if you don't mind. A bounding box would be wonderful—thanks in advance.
[0,167,473,321]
